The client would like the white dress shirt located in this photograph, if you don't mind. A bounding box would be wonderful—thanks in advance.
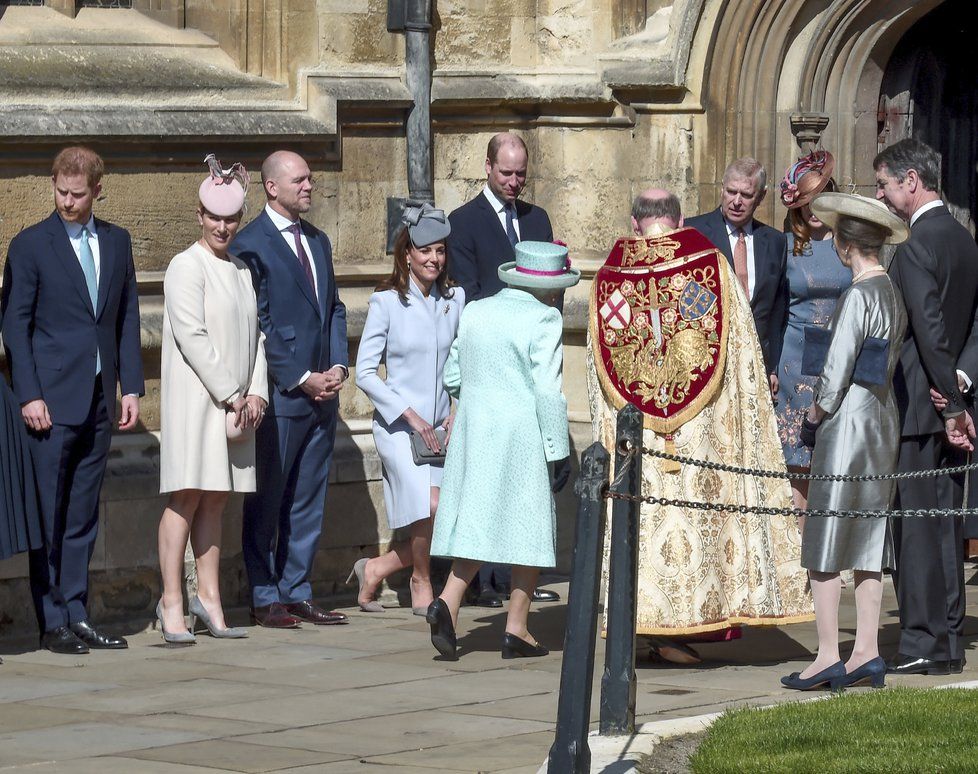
[61,214,101,284]
[724,218,756,299]
[483,185,521,240]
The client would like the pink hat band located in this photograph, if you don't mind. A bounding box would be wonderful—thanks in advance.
[515,258,573,276]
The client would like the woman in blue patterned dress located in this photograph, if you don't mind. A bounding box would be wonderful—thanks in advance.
[775,151,848,512]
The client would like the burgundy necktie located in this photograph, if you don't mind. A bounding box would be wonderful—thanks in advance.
[288,222,317,298]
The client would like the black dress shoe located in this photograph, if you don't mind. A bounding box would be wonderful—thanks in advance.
[426,599,458,661]
[886,653,950,676]
[41,626,89,655]
[70,620,128,650]
[502,632,549,659]
[950,656,966,674]
[474,584,502,608]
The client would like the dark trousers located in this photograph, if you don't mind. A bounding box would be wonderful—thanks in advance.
[28,381,111,633]
[892,432,966,661]
[243,408,336,608]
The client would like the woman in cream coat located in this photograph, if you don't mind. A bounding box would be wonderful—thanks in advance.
[353,204,463,613]
[156,159,267,644]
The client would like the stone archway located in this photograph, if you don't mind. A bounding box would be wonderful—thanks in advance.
[686,0,946,222]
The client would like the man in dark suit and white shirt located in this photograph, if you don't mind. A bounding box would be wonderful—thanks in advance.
[874,138,977,677]
[2,146,143,654]
[446,132,560,606]
[233,151,349,629]
[448,132,554,302]
[686,159,788,397]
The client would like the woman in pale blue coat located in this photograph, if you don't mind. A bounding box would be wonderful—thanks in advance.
[427,241,578,661]
[352,205,464,614]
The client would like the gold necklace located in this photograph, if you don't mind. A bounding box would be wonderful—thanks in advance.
[852,265,886,282]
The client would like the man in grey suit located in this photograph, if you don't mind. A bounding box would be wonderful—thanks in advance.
[875,138,977,676]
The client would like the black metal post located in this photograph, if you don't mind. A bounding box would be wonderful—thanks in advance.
[599,404,643,735]
[547,443,611,774]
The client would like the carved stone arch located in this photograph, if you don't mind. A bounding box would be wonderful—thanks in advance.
[687,0,947,221]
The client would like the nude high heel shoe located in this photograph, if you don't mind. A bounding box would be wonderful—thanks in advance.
[347,558,384,612]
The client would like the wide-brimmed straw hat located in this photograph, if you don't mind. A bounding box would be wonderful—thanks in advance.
[498,241,581,290]
[810,192,910,245]
[402,202,451,246]
[199,153,248,217]
[780,149,835,210]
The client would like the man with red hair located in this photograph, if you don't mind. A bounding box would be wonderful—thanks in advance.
[2,146,144,654]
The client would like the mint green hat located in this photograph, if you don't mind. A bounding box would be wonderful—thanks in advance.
[498,241,581,290]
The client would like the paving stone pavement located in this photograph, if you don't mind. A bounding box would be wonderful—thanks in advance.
[1,569,976,773]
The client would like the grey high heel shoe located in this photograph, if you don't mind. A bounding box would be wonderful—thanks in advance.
[347,557,384,612]
[189,596,248,639]
[156,599,196,646]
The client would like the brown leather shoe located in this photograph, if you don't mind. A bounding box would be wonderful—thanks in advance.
[251,603,302,629]
[284,600,348,625]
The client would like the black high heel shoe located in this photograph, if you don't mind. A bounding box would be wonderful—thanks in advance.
[841,657,886,689]
[502,632,549,659]
[780,660,845,691]
[426,599,458,661]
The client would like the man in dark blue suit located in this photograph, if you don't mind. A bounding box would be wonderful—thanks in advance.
[686,158,788,398]
[2,147,143,654]
[448,133,554,302]
[446,132,560,607]
[233,150,349,628]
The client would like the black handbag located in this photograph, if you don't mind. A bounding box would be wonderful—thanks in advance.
[410,426,447,466]
[801,326,890,386]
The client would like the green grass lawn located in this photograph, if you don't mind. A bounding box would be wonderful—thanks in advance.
[686,687,978,773]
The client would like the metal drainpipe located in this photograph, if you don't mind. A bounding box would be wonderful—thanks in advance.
[386,0,434,250]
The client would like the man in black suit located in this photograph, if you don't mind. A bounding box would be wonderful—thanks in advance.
[686,159,788,398]
[874,138,977,677]
[448,132,554,302]
[447,132,559,606]
[2,147,144,654]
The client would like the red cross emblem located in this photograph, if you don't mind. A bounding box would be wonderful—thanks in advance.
[600,289,631,330]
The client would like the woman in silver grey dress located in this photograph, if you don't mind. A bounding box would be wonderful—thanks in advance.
[780,193,909,692]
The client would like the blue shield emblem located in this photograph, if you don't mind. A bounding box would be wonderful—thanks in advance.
[678,280,717,321]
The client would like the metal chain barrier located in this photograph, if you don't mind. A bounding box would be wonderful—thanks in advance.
[606,489,978,519]
[634,442,978,482]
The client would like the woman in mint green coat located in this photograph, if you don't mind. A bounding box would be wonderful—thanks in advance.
[428,241,578,661]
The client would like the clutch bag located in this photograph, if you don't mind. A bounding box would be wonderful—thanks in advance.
[410,426,447,466]
[226,411,255,444]
[801,326,890,386]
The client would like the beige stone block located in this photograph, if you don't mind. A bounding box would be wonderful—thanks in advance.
[436,15,512,67]
[0,553,29,582]
[335,180,400,263]
[101,497,168,571]
[510,16,538,68]
[341,136,407,183]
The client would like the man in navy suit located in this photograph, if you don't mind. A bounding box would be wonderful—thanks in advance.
[2,147,143,654]
[233,151,349,628]
[446,132,560,606]
[686,158,788,397]
[448,133,554,302]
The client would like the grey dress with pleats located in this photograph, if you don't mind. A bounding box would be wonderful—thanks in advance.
[802,273,907,573]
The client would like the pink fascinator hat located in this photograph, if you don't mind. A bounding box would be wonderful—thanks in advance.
[199,153,249,217]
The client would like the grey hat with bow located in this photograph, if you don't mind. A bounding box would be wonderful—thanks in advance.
[402,203,451,246]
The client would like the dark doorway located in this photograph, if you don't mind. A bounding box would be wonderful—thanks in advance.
[878,0,978,235]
